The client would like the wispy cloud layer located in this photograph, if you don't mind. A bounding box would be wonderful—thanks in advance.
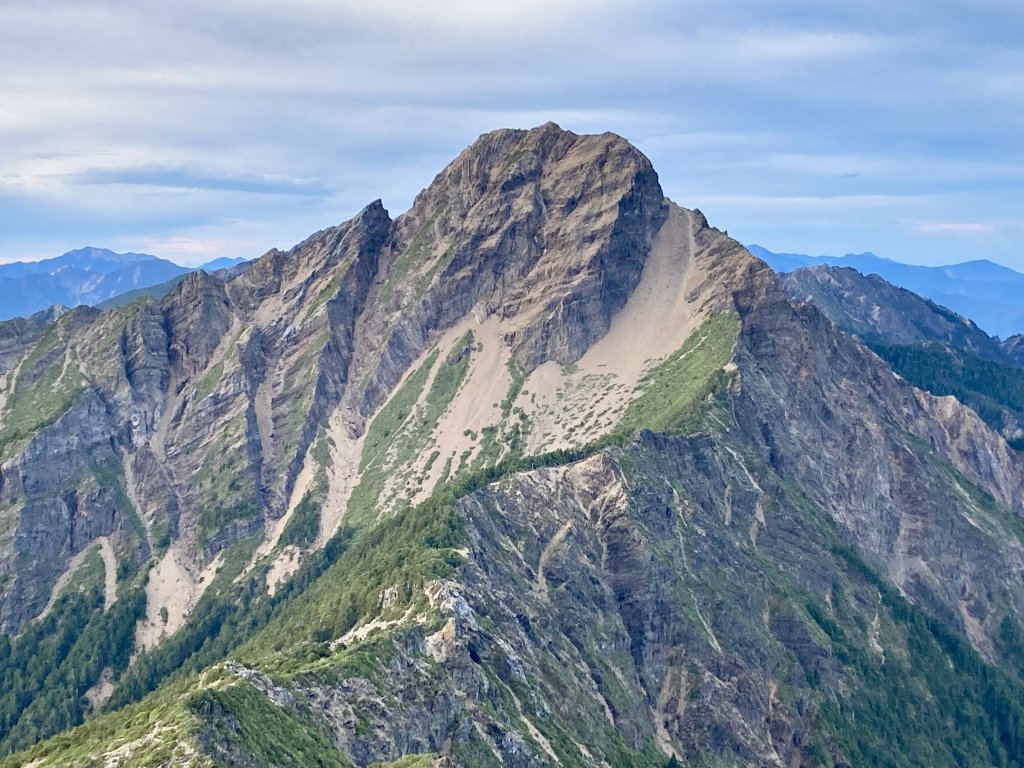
[913,221,997,235]
[0,0,1022,267]
[65,167,330,197]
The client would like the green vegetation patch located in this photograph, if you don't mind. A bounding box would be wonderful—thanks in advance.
[16,324,63,375]
[196,499,260,552]
[192,415,260,548]
[811,542,1024,768]
[90,458,145,541]
[279,487,323,550]
[238,494,464,672]
[468,357,529,472]
[280,427,335,549]
[370,755,438,768]
[348,349,439,521]
[94,299,147,349]
[0,344,86,460]
[87,460,146,581]
[0,558,147,756]
[304,274,342,320]
[193,362,224,402]
[871,341,1024,450]
[350,334,473,523]
[3,673,211,768]
[191,678,349,767]
[618,312,739,435]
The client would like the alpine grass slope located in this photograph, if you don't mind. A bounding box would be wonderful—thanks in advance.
[1,124,1024,767]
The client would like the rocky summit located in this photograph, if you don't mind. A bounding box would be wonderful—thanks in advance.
[1,124,1024,768]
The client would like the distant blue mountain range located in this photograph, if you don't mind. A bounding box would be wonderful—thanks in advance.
[748,245,1024,340]
[0,248,248,321]
[198,256,249,272]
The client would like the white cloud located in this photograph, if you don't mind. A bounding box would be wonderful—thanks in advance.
[912,221,997,235]
[683,193,929,210]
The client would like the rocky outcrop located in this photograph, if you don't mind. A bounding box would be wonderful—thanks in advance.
[0,313,52,376]
[732,283,1024,667]
[0,389,141,633]
[1004,333,1024,366]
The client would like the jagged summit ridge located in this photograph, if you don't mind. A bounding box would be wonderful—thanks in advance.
[360,121,669,384]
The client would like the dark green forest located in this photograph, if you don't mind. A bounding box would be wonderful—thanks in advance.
[871,341,1024,450]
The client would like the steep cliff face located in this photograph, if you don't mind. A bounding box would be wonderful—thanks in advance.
[0,203,393,635]
[732,284,1024,665]
[343,122,668,421]
[3,124,1024,768]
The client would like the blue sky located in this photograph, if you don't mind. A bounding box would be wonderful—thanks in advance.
[1,0,1021,268]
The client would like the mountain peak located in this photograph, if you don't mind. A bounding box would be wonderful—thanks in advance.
[426,122,651,205]
[0,246,192,320]
[371,123,668,373]
[6,126,1024,768]
[61,246,157,263]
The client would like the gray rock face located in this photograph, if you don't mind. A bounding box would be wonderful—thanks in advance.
[731,284,1024,661]
[347,123,668,421]
[780,263,1024,446]
[0,390,142,633]
[0,315,50,376]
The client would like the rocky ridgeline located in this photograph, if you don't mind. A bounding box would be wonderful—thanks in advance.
[0,123,669,635]
[782,264,1002,354]
[1,124,1024,767]
[1002,333,1024,365]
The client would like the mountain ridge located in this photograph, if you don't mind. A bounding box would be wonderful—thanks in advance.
[0,247,163,276]
[749,244,1024,339]
[779,263,1024,448]
[1,124,1024,767]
